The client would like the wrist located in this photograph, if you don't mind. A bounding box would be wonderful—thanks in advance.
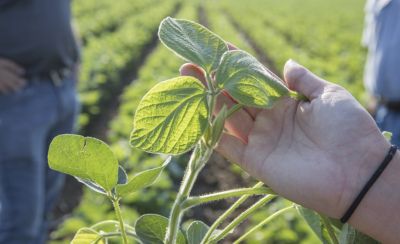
[349,150,400,243]
[332,133,391,219]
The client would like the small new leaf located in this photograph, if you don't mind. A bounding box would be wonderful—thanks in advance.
[48,135,119,191]
[382,131,392,142]
[159,17,228,73]
[135,214,186,244]
[296,206,332,244]
[71,227,104,244]
[117,166,128,185]
[210,105,227,147]
[130,76,209,155]
[116,157,171,197]
[186,221,209,244]
[216,50,289,108]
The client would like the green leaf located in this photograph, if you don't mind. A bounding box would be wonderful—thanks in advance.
[116,157,171,197]
[186,221,209,244]
[48,135,118,191]
[130,76,209,155]
[117,166,128,185]
[296,206,332,244]
[339,224,378,244]
[216,50,289,108]
[135,214,186,244]
[71,227,104,244]
[159,17,228,73]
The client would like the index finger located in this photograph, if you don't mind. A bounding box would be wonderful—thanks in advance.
[0,58,25,75]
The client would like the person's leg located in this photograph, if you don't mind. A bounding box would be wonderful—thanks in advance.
[375,105,400,146]
[0,82,58,244]
[39,77,79,243]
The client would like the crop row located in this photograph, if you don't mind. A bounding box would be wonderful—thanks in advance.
[76,0,180,130]
[216,0,366,100]
[74,0,160,43]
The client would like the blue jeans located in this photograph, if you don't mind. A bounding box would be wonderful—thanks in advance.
[375,105,400,146]
[0,77,79,243]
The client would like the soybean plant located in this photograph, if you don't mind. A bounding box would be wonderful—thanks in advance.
[48,17,377,244]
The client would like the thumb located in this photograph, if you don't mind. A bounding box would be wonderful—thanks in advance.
[284,59,327,100]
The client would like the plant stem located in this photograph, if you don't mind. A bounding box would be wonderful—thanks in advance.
[201,182,264,244]
[209,194,275,243]
[206,73,217,123]
[181,187,273,210]
[320,214,339,244]
[164,143,213,244]
[233,205,294,244]
[110,197,128,244]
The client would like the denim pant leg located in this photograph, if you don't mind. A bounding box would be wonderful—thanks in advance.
[0,78,78,244]
[375,105,400,146]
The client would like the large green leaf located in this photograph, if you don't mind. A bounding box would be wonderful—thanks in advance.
[158,17,228,73]
[116,157,171,197]
[48,135,119,191]
[130,76,208,155]
[186,221,209,244]
[135,214,186,244]
[216,50,289,108]
[296,206,332,244]
[71,227,104,244]
[339,224,378,244]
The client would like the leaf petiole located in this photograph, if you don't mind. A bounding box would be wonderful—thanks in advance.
[200,182,264,244]
[233,205,295,243]
[181,187,274,210]
[209,194,276,242]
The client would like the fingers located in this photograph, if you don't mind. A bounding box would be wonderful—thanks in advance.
[0,58,26,94]
[284,59,327,100]
[216,132,245,165]
[0,58,25,76]
[180,63,206,84]
[0,70,26,93]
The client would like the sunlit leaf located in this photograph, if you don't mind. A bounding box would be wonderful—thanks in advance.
[216,50,289,108]
[130,76,208,155]
[48,135,118,191]
[71,227,104,244]
[159,17,228,73]
[135,214,186,244]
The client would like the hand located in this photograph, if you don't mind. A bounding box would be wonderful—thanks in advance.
[0,58,26,94]
[180,60,390,219]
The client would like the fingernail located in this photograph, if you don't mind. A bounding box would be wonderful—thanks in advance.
[285,59,300,69]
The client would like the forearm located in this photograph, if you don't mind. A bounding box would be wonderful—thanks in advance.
[348,144,400,243]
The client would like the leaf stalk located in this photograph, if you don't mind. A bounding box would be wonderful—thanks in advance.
[181,187,274,210]
[200,182,264,244]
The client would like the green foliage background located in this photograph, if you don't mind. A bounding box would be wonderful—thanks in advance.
[50,0,367,243]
